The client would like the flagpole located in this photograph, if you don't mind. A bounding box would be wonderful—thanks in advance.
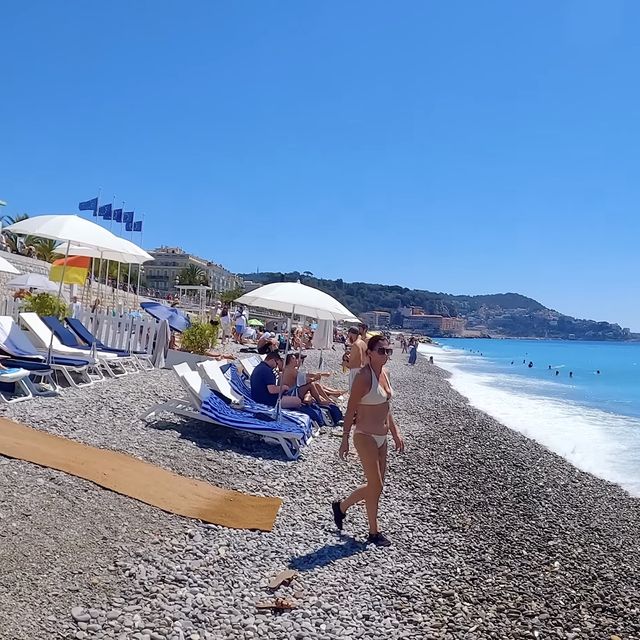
[110,194,116,231]
[115,201,125,308]
[90,188,101,305]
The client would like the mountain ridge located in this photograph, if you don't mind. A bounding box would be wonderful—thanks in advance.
[240,272,635,341]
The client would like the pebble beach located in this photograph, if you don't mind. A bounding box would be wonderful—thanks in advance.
[1,345,640,640]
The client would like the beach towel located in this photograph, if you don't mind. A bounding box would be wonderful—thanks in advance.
[0,418,281,531]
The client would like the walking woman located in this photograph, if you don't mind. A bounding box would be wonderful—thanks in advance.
[333,335,404,547]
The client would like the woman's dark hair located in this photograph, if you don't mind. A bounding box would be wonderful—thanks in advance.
[367,334,388,352]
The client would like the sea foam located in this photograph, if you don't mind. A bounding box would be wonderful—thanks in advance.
[419,343,640,496]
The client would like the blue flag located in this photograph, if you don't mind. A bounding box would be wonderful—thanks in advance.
[79,197,98,215]
[98,203,112,218]
[123,211,134,223]
[125,221,132,232]
[133,220,143,232]
[113,209,123,222]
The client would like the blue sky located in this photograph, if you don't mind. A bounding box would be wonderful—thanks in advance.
[2,1,639,329]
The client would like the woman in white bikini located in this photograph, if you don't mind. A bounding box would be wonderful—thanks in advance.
[333,335,404,547]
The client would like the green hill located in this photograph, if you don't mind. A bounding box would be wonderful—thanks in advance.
[240,272,633,341]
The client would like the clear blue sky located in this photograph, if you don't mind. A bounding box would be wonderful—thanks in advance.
[2,1,639,329]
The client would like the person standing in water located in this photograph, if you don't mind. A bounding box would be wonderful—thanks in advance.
[333,335,404,547]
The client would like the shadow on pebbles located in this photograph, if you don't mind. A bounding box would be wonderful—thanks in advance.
[0,347,640,639]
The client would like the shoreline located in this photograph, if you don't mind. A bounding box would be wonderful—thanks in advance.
[1,344,639,638]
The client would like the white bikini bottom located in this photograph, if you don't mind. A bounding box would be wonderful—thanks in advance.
[354,431,388,448]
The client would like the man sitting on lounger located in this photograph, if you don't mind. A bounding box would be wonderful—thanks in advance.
[250,351,302,409]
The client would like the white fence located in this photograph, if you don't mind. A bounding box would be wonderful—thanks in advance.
[0,298,159,354]
[75,309,159,353]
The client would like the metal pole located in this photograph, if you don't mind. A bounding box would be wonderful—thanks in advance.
[126,262,132,310]
[47,241,71,364]
[136,265,142,307]
[275,304,295,422]
[116,262,121,309]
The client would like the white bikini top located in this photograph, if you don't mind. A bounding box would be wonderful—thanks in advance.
[360,365,393,405]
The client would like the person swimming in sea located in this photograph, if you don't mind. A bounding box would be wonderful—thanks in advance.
[569,371,573,378]
[528,361,533,368]
[556,370,559,376]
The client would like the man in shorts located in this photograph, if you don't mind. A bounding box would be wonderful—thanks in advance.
[345,326,368,390]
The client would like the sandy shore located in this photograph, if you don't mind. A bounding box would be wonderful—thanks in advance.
[1,343,640,639]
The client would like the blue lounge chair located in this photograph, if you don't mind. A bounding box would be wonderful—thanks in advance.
[0,316,93,388]
[196,360,313,434]
[227,364,331,427]
[41,316,134,377]
[141,363,311,460]
[66,317,154,370]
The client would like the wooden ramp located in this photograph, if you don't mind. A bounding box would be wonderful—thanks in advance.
[0,418,281,532]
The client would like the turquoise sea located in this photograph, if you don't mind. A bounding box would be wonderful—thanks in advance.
[418,338,640,496]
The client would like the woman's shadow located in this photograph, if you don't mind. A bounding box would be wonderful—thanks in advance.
[288,534,367,571]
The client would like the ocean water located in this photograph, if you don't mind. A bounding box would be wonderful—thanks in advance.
[417,338,640,496]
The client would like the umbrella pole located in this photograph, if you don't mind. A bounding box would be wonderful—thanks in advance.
[275,305,295,422]
[126,263,132,311]
[47,242,70,365]
[105,259,111,308]
[116,262,121,310]
[136,265,142,307]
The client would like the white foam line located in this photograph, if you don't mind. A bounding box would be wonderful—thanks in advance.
[419,343,640,496]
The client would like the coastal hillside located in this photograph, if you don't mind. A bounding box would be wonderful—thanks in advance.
[241,272,634,341]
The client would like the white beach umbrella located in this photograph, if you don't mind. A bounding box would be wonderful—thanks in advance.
[55,239,154,310]
[235,281,357,418]
[4,214,129,253]
[235,281,356,321]
[7,272,58,292]
[55,241,153,265]
[3,214,131,362]
[0,255,20,275]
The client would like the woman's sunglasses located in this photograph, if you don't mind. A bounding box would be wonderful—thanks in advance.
[375,347,393,356]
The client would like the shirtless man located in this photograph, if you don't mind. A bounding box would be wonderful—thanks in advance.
[345,326,368,390]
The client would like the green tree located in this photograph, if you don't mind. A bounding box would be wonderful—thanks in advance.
[178,264,208,286]
[22,292,68,319]
[1,213,29,253]
[219,286,244,304]
[32,238,61,263]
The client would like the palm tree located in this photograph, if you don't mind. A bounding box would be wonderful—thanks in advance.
[32,238,61,263]
[1,213,29,253]
[178,264,208,286]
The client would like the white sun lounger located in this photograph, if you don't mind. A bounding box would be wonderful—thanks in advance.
[19,312,125,380]
[196,360,314,433]
[141,362,309,460]
[0,315,90,389]
[239,355,263,377]
[196,360,244,405]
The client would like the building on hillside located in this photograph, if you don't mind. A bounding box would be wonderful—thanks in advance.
[360,310,391,329]
[146,246,242,293]
[399,305,465,335]
[242,280,262,293]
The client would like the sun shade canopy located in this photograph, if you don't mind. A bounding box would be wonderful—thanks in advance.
[235,282,356,321]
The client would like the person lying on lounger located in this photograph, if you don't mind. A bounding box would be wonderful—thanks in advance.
[257,331,279,355]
